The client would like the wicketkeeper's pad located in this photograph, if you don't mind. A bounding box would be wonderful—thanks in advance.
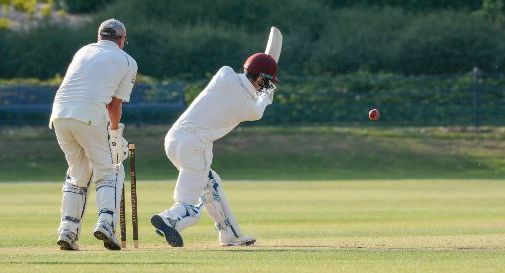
[59,177,88,238]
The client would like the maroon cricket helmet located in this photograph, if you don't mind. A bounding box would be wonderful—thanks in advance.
[243,53,279,83]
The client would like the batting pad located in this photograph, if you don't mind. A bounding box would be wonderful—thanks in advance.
[59,178,88,238]
[159,202,202,231]
[199,170,243,238]
[95,164,124,231]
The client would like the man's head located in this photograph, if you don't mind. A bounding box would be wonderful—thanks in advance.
[98,18,127,49]
[243,53,278,94]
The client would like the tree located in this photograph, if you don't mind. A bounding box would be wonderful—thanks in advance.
[477,0,505,22]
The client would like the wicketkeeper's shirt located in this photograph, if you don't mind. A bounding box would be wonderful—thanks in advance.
[172,66,274,142]
[50,40,137,127]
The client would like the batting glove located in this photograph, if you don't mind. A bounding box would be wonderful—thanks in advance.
[108,123,129,164]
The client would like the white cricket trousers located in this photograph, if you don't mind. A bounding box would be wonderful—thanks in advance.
[165,128,213,204]
[53,118,114,186]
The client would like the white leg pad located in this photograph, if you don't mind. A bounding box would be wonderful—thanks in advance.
[158,202,202,232]
[58,177,88,239]
[199,170,243,238]
[95,164,124,232]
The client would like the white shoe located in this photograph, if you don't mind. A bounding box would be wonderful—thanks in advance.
[93,221,121,250]
[57,230,79,251]
[219,229,256,246]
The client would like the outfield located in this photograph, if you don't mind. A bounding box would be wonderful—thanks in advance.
[0,180,504,273]
[2,126,505,181]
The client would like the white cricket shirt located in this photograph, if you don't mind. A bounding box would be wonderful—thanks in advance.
[172,66,274,142]
[50,40,137,127]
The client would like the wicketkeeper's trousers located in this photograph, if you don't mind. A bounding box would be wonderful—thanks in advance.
[53,118,115,187]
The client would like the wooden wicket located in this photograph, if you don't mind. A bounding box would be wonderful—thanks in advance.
[120,143,139,248]
[120,186,127,248]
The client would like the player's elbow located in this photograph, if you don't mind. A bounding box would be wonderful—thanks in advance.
[107,97,123,114]
[108,97,123,108]
[250,109,264,121]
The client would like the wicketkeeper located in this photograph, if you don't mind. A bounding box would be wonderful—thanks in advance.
[50,18,137,251]
[151,27,283,247]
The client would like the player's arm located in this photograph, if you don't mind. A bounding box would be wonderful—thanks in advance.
[239,89,275,122]
[107,97,128,164]
[249,25,280,120]
[114,55,137,103]
[107,97,122,130]
[251,91,274,120]
[108,56,137,164]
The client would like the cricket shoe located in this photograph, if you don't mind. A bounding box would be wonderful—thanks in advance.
[93,221,121,250]
[150,214,184,247]
[219,230,256,247]
[57,230,79,251]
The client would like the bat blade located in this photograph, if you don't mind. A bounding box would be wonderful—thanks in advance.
[265,26,283,63]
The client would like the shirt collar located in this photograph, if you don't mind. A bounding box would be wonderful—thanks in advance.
[238,73,259,99]
[97,40,119,49]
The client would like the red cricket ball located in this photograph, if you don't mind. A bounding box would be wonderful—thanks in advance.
[369,108,380,121]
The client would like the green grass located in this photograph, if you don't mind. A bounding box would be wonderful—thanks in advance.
[0,180,504,273]
[1,126,505,181]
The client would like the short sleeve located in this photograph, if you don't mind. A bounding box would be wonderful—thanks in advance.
[114,55,138,102]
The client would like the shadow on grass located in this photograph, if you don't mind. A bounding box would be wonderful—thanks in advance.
[197,246,505,253]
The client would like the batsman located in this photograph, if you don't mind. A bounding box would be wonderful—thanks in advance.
[50,19,137,251]
[151,27,283,247]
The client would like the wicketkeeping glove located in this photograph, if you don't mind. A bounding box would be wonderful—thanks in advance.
[108,123,129,164]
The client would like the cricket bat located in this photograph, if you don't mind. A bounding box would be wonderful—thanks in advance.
[265,26,283,63]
